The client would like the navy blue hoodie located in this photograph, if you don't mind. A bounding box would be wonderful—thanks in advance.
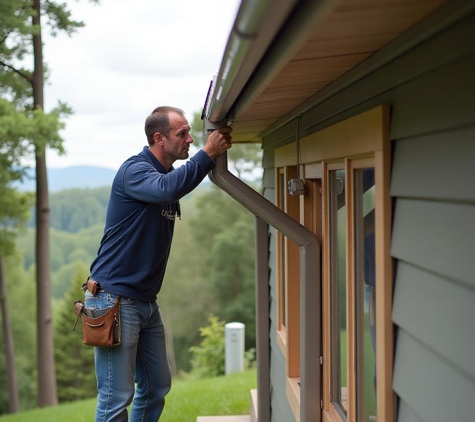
[90,146,214,301]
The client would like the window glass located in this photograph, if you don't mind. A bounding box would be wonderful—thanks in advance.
[279,171,287,328]
[329,169,347,417]
[355,168,376,422]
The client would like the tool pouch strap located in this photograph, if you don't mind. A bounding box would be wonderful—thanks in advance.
[81,278,101,295]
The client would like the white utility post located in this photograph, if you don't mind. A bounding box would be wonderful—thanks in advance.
[225,322,245,375]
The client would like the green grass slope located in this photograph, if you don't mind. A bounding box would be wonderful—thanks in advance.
[0,369,257,422]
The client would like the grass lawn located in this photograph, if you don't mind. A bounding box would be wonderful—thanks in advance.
[0,369,257,422]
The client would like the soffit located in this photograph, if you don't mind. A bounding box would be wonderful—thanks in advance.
[230,0,449,143]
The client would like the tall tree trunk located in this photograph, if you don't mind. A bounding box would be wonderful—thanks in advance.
[32,0,58,407]
[0,256,20,413]
[162,305,177,377]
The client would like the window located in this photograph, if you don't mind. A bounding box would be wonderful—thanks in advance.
[275,106,393,422]
[275,164,302,417]
[328,165,348,417]
[325,159,379,422]
[318,107,392,422]
[277,168,287,336]
[354,166,377,422]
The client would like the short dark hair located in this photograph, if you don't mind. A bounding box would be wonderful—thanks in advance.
[144,106,185,146]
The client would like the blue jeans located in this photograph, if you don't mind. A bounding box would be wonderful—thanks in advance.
[85,291,171,422]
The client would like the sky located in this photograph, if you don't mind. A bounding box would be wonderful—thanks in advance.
[38,0,241,170]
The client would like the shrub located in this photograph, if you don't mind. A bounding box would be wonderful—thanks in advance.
[189,315,225,379]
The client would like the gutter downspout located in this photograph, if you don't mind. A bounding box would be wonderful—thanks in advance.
[210,153,322,422]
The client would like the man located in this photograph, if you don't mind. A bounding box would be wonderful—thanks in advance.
[85,106,232,421]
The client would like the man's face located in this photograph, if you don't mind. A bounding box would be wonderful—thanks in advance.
[160,112,193,162]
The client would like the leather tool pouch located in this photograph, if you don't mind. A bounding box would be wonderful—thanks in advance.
[72,281,121,347]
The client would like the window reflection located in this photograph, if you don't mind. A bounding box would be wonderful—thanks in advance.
[279,171,287,328]
[355,168,377,421]
[330,169,347,417]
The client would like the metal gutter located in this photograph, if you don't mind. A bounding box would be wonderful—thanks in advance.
[204,0,300,125]
[209,153,322,422]
[204,0,335,128]
[230,0,335,122]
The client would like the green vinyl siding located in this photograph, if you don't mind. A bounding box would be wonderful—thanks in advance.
[397,401,424,422]
[392,263,475,380]
[390,127,475,203]
[269,224,296,422]
[391,199,475,289]
[393,329,474,422]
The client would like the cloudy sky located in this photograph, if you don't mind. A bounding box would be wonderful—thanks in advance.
[39,0,240,170]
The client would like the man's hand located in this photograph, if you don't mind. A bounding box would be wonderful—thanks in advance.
[202,126,233,159]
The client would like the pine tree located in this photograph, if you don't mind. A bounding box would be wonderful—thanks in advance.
[54,265,96,403]
[0,0,99,406]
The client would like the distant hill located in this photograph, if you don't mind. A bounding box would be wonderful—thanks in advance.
[15,166,117,192]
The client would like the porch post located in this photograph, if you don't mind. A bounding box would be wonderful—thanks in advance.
[255,216,271,422]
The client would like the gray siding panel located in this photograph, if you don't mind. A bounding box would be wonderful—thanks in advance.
[397,401,424,422]
[391,198,475,288]
[264,187,275,205]
[270,350,295,422]
[390,126,475,202]
[268,226,295,422]
[262,148,275,170]
[388,52,475,140]
[262,169,275,190]
[393,329,475,422]
[392,262,475,379]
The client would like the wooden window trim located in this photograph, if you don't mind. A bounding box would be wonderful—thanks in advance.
[275,163,303,421]
[321,106,392,422]
[286,376,301,422]
[276,167,287,358]
[275,105,392,422]
[275,166,301,376]
[285,166,301,379]
[323,161,348,421]
[347,157,376,421]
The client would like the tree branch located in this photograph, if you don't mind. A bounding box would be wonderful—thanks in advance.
[0,29,14,46]
[0,60,33,84]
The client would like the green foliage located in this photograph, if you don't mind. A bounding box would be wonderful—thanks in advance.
[0,188,105,412]
[0,0,102,410]
[0,0,89,159]
[159,197,211,372]
[190,186,256,349]
[0,98,35,254]
[16,223,103,297]
[40,187,110,232]
[0,187,32,256]
[54,265,96,403]
[189,315,226,379]
[208,219,256,345]
[0,99,33,179]
[0,252,37,413]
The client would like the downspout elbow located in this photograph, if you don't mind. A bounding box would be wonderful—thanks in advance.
[214,152,229,176]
